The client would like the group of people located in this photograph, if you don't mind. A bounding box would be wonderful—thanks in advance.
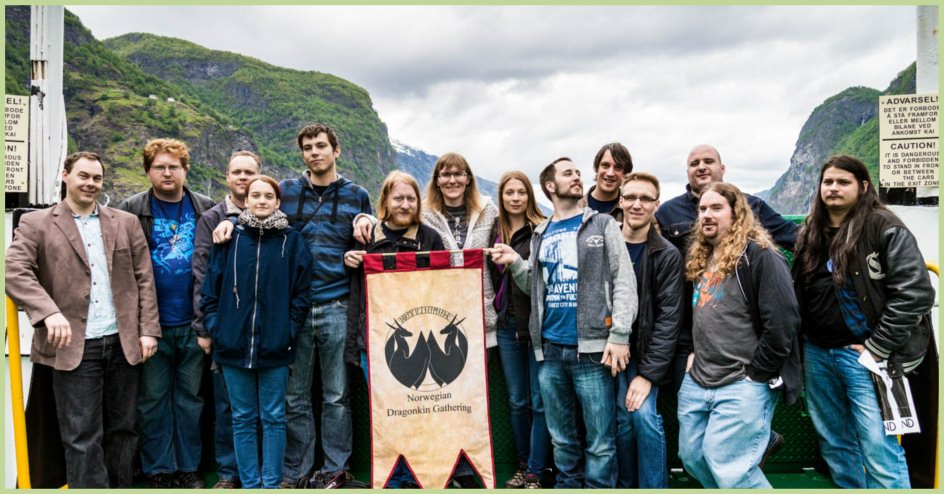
[5,121,935,490]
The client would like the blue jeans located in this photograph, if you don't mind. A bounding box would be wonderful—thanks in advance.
[212,365,238,482]
[803,341,911,488]
[615,360,667,488]
[497,321,550,475]
[137,324,204,475]
[222,365,289,489]
[283,299,351,483]
[677,373,775,488]
[52,334,140,488]
[538,341,616,488]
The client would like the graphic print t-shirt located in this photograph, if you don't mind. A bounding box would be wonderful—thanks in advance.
[690,269,757,387]
[539,213,582,346]
[150,194,196,326]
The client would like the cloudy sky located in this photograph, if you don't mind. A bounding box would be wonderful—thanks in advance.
[67,5,916,196]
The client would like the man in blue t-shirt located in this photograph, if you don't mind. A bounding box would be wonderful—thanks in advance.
[116,138,215,489]
[492,157,637,488]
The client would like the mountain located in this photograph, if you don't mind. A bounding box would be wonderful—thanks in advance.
[103,32,397,198]
[6,6,257,201]
[5,6,398,203]
[759,63,916,214]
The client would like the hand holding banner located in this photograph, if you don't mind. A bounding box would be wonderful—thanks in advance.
[365,250,495,488]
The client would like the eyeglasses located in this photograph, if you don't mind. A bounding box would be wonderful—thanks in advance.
[438,172,468,181]
[621,194,657,205]
[151,164,184,174]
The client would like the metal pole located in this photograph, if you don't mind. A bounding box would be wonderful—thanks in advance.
[916,6,939,200]
[28,6,67,207]
[6,297,30,489]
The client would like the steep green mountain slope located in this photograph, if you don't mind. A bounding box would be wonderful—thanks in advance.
[761,63,916,214]
[103,32,397,197]
[5,6,256,201]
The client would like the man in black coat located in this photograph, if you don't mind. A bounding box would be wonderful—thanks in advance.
[610,172,683,488]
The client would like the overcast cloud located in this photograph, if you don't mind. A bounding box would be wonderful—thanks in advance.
[67,5,916,195]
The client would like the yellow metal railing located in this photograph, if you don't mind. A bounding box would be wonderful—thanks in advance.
[929,262,939,488]
[7,296,31,488]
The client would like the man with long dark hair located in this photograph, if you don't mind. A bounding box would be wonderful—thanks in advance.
[793,155,934,488]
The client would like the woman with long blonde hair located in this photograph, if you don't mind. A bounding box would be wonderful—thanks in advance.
[487,171,548,488]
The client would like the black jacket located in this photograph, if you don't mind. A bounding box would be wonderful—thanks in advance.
[200,223,313,369]
[115,186,216,251]
[486,223,535,343]
[735,241,803,406]
[192,196,243,336]
[795,209,934,376]
[344,222,446,366]
[629,227,684,386]
[654,185,797,350]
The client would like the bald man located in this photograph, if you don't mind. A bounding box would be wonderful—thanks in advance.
[654,144,797,468]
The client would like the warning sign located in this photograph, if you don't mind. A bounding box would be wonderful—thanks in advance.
[5,94,29,193]
[879,94,939,188]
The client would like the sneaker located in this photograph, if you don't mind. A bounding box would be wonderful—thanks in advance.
[305,472,327,488]
[308,470,355,489]
[449,474,481,488]
[146,473,175,489]
[759,431,785,469]
[213,478,239,489]
[523,474,541,489]
[504,465,527,488]
[279,479,298,489]
[176,471,207,489]
[322,471,356,489]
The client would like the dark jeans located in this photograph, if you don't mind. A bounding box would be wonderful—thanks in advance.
[52,334,140,488]
[137,324,204,475]
[496,320,550,475]
[212,365,238,481]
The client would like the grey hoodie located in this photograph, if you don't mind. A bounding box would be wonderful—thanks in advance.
[510,208,637,360]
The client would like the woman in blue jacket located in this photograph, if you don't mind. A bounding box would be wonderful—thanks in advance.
[201,176,313,489]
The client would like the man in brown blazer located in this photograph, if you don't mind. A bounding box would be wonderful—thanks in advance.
[5,151,161,488]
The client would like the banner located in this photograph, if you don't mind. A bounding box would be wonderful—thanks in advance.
[365,249,495,489]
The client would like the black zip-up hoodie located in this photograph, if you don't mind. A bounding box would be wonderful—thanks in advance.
[344,222,446,366]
